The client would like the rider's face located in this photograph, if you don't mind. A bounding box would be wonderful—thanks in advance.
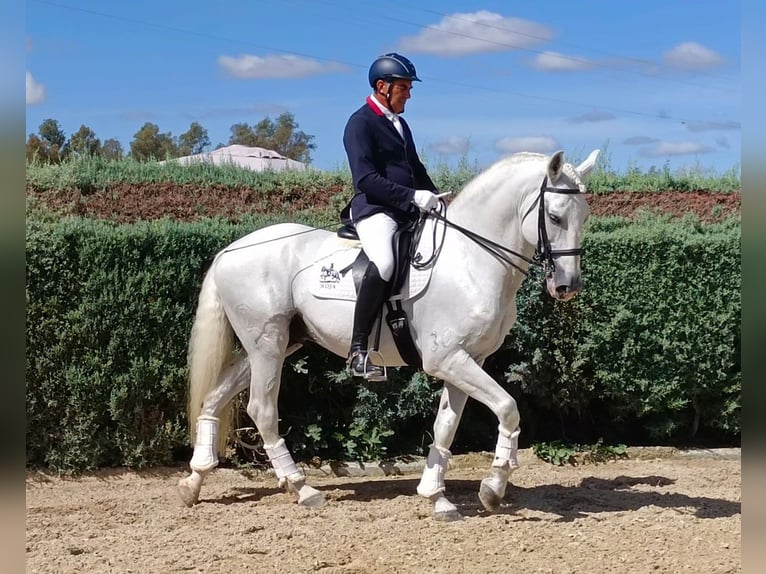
[378,80,412,114]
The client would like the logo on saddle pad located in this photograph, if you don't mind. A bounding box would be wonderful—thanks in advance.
[319,263,341,284]
[309,235,434,302]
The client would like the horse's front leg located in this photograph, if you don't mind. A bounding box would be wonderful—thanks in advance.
[478,426,520,513]
[426,349,521,515]
[416,384,468,521]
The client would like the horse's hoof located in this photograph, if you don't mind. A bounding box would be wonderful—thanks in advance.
[433,508,463,522]
[478,479,503,513]
[298,488,326,508]
[177,478,200,507]
[432,494,462,521]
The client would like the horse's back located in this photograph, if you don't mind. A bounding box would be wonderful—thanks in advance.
[224,222,325,252]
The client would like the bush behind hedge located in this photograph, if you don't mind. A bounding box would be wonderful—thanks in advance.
[25,214,740,472]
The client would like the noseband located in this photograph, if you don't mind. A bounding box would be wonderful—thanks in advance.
[421,175,585,279]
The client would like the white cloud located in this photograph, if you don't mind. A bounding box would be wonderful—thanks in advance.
[398,11,552,57]
[624,136,660,145]
[639,141,715,158]
[530,51,596,72]
[218,54,349,79]
[495,136,558,154]
[429,136,470,155]
[684,120,740,132]
[26,71,46,105]
[663,42,724,71]
[567,111,616,124]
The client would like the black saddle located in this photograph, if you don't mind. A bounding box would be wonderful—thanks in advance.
[336,219,419,296]
[336,218,423,368]
[336,223,359,241]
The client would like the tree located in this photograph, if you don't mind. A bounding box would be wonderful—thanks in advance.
[68,125,101,157]
[26,118,68,163]
[228,112,316,163]
[26,133,48,163]
[39,118,66,149]
[177,122,210,156]
[129,122,178,161]
[100,138,125,161]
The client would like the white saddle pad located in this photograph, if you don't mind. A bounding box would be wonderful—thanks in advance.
[308,219,438,302]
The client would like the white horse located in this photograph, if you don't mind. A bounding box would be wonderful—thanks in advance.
[177,149,600,521]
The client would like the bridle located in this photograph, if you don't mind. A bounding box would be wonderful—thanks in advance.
[524,175,586,277]
[415,175,585,279]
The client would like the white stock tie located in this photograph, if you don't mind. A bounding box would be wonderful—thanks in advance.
[391,115,403,139]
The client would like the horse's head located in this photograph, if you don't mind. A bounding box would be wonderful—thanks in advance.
[520,149,599,301]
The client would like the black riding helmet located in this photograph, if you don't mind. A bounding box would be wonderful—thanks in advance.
[368,53,421,88]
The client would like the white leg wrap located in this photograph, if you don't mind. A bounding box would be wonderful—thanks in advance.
[189,415,220,473]
[417,445,451,498]
[264,438,304,486]
[492,427,521,470]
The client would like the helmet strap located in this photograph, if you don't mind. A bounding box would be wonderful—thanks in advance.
[385,83,394,113]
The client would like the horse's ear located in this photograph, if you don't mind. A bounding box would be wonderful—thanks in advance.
[576,149,601,179]
[547,150,565,180]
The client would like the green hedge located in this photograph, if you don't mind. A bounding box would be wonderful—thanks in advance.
[25,215,740,472]
[497,216,740,445]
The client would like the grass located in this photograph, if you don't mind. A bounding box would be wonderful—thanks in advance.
[25,154,352,193]
[26,152,740,195]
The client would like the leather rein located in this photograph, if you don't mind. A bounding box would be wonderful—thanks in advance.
[415,176,584,279]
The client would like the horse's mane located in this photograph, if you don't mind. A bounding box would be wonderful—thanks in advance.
[560,162,587,193]
[450,152,586,212]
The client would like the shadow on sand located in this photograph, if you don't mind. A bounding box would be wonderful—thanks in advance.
[213,475,740,522]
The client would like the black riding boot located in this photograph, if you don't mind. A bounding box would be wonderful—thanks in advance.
[348,261,390,380]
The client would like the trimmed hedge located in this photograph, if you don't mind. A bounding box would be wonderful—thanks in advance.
[25,215,740,472]
[499,216,740,445]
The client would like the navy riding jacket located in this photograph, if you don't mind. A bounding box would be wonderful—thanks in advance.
[341,97,437,225]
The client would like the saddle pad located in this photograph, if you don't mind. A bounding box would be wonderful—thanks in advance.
[308,220,438,302]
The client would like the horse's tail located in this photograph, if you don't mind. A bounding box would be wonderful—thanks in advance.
[187,263,235,456]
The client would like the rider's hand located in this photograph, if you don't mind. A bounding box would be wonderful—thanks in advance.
[412,189,438,212]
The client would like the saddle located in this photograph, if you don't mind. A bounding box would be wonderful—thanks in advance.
[335,218,423,368]
[335,220,417,298]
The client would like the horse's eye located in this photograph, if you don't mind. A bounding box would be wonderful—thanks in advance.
[549,213,562,225]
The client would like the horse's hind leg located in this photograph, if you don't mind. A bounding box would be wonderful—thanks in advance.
[178,356,250,506]
[245,341,325,508]
[417,384,468,521]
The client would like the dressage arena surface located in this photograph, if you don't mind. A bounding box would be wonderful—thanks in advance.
[26,449,740,574]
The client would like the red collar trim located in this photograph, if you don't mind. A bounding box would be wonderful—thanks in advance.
[366,96,385,117]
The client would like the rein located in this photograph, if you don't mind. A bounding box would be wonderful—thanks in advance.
[421,176,584,278]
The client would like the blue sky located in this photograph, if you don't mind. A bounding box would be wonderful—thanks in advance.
[26,0,740,174]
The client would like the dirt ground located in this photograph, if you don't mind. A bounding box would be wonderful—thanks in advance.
[27,183,740,224]
[26,450,740,574]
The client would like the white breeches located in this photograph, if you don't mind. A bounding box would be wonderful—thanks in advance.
[354,212,398,282]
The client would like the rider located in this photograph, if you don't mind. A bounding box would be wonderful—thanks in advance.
[341,52,439,380]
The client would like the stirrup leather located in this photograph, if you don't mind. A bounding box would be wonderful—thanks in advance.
[348,350,387,381]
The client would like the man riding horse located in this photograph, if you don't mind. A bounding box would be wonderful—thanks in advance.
[341,53,439,381]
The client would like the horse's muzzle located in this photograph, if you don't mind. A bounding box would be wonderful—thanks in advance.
[547,278,581,301]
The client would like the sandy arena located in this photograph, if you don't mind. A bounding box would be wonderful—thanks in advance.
[26,449,740,574]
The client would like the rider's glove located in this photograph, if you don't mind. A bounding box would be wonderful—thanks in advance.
[412,189,438,212]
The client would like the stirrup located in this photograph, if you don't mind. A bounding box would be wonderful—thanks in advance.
[348,350,387,382]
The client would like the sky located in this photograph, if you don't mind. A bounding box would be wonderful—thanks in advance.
[25,0,741,174]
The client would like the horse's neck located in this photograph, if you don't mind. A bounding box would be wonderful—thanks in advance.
[448,159,540,257]
[442,160,542,294]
